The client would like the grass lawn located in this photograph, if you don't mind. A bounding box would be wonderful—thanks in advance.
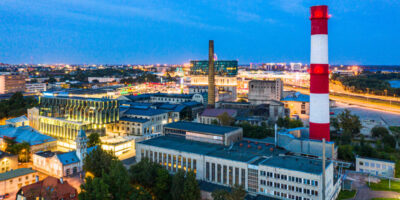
[369,179,400,193]
[371,198,400,200]
[337,190,356,200]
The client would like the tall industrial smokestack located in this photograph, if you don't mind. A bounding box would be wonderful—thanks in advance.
[309,5,330,141]
[208,40,215,108]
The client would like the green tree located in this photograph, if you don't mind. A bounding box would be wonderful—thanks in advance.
[102,161,131,200]
[237,122,273,139]
[217,112,235,126]
[130,185,152,200]
[171,169,185,200]
[211,119,219,125]
[154,168,172,200]
[371,126,389,138]
[183,170,201,200]
[335,109,362,136]
[288,118,303,128]
[88,133,101,147]
[83,147,117,177]
[338,145,354,161]
[47,77,57,83]
[227,184,246,200]
[211,189,229,200]
[129,158,159,188]
[79,177,110,200]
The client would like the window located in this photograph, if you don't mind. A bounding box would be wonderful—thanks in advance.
[241,169,246,186]
[217,165,222,183]
[365,162,369,167]
[229,167,233,185]
[371,163,375,168]
[206,162,210,180]
[267,172,273,177]
[212,163,216,182]
[260,171,266,176]
[235,168,239,185]
[376,163,381,169]
[360,161,364,166]
[223,166,227,184]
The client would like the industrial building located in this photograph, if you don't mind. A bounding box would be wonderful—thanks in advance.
[248,79,283,104]
[136,122,341,200]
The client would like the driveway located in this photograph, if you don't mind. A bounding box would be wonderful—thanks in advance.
[346,171,400,200]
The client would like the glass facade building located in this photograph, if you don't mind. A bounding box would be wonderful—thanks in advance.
[38,96,119,140]
[190,60,238,76]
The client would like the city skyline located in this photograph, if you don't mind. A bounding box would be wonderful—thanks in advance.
[1,0,400,65]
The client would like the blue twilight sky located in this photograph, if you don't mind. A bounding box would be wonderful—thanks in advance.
[0,0,399,65]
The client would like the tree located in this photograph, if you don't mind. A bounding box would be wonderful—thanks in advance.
[79,177,110,200]
[371,126,389,138]
[130,185,152,200]
[211,190,229,200]
[88,133,101,147]
[237,98,247,103]
[83,147,117,177]
[92,79,100,83]
[154,168,172,200]
[237,122,273,139]
[47,77,57,83]
[338,145,354,161]
[171,169,185,200]
[277,117,303,129]
[217,112,235,126]
[335,109,362,136]
[102,161,131,200]
[211,119,219,125]
[183,170,201,200]
[227,184,246,200]
[129,158,160,188]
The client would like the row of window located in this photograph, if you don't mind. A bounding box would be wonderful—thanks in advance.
[141,149,197,173]
[359,161,393,170]
[260,171,318,187]
[270,191,311,200]
[206,162,246,187]
[260,180,319,196]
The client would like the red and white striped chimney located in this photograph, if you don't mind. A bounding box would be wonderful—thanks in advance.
[309,5,330,141]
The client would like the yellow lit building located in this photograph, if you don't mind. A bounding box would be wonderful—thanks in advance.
[0,151,18,173]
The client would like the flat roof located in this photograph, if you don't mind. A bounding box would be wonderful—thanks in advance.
[0,168,36,181]
[120,117,149,123]
[139,135,221,155]
[164,121,240,135]
[260,155,331,175]
[356,156,395,164]
[139,135,285,163]
[125,108,168,116]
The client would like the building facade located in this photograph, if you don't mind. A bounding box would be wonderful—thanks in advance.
[0,73,26,94]
[356,156,395,178]
[136,126,340,200]
[0,151,18,173]
[248,79,283,104]
[38,96,119,141]
[0,168,38,194]
[25,83,47,93]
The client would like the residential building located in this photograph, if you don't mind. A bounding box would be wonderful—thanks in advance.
[0,125,57,153]
[248,79,283,104]
[281,92,310,120]
[0,73,26,94]
[136,123,341,200]
[0,151,18,173]
[25,83,47,93]
[32,130,92,177]
[199,109,237,125]
[17,176,77,200]
[0,168,38,194]
[38,96,119,144]
[356,156,395,178]
[5,115,28,127]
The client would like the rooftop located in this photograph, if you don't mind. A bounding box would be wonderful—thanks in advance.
[281,92,310,102]
[356,156,396,164]
[201,108,237,117]
[119,117,149,123]
[0,168,36,181]
[260,155,331,175]
[19,176,77,199]
[0,150,15,159]
[0,125,56,146]
[6,115,28,124]
[164,121,241,135]
[125,108,168,116]
[139,135,285,163]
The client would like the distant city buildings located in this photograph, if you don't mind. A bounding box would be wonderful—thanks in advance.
[0,73,26,94]
[25,83,47,93]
